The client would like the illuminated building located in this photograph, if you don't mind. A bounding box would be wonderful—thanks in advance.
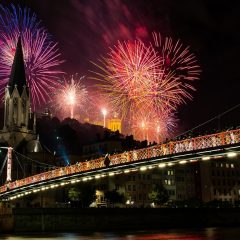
[200,157,240,204]
[86,112,122,133]
[93,155,240,207]
[107,117,122,133]
[0,37,55,184]
[0,37,36,147]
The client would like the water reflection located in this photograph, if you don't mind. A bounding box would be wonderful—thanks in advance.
[2,228,240,240]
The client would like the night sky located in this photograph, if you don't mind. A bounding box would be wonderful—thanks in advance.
[3,0,240,134]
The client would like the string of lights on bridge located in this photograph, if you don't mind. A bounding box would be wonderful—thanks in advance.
[4,150,239,201]
[0,129,239,201]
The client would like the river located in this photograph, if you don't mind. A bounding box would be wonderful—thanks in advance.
[1,228,240,239]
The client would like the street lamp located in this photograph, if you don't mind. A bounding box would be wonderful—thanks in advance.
[141,121,149,142]
[67,76,76,119]
[156,124,160,143]
[141,121,145,140]
[102,108,107,128]
[69,95,75,119]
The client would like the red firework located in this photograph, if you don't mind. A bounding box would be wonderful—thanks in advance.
[92,36,200,141]
[152,32,201,91]
[131,107,177,143]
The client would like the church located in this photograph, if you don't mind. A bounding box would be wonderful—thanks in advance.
[0,37,53,184]
[0,37,36,147]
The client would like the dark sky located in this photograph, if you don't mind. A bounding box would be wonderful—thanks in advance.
[3,0,240,134]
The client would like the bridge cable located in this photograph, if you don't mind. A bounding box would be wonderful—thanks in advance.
[14,153,25,178]
[175,102,240,139]
[0,155,7,178]
[13,150,57,169]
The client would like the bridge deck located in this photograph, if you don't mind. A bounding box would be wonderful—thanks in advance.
[0,129,239,198]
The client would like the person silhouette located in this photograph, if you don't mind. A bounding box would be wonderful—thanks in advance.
[104,154,110,167]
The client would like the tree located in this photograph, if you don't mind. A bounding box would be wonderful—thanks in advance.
[68,187,81,201]
[79,183,96,208]
[104,189,124,207]
[148,184,169,206]
[68,183,96,208]
[114,130,120,140]
[104,130,110,140]
[68,187,81,207]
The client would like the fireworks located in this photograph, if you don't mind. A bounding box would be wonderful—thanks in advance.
[152,32,201,87]
[92,36,200,142]
[83,90,114,123]
[92,40,168,116]
[52,75,87,119]
[131,108,177,143]
[0,5,64,109]
[92,39,198,116]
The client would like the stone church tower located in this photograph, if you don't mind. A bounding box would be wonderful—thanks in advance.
[0,37,36,147]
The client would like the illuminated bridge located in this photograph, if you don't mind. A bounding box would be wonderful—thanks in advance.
[0,129,240,201]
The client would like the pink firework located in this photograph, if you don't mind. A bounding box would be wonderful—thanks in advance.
[93,40,192,117]
[131,107,177,143]
[152,32,201,93]
[92,37,200,140]
[92,40,167,117]
[85,90,116,122]
[53,75,87,119]
[0,5,64,109]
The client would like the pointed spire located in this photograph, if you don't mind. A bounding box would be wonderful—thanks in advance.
[8,36,27,95]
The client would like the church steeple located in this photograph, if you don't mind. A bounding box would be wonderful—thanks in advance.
[0,36,36,148]
[8,36,27,95]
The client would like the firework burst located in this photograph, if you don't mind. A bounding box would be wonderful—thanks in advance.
[52,75,87,119]
[92,40,192,118]
[85,90,115,122]
[152,32,201,94]
[131,107,177,143]
[0,5,64,109]
[92,36,200,141]
[92,40,171,117]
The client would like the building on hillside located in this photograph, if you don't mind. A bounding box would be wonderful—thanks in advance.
[107,112,122,133]
[86,112,122,134]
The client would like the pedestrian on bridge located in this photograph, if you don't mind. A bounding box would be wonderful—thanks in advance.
[104,154,110,167]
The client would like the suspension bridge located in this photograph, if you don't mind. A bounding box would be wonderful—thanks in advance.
[0,128,240,201]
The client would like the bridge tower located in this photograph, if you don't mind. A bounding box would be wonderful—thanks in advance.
[0,37,36,147]
[6,147,13,183]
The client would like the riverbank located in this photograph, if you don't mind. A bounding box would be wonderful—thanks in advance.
[1,208,240,232]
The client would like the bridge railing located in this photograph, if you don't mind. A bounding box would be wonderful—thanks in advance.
[0,129,240,195]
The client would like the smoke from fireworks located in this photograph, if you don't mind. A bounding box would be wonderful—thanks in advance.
[52,75,87,119]
[0,5,64,109]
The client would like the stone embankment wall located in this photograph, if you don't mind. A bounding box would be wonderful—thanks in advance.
[6,208,240,232]
[0,203,14,232]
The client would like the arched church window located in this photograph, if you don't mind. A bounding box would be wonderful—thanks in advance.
[22,99,26,113]
[13,97,18,124]
[13,97,18,106]
[5,101,9,127]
